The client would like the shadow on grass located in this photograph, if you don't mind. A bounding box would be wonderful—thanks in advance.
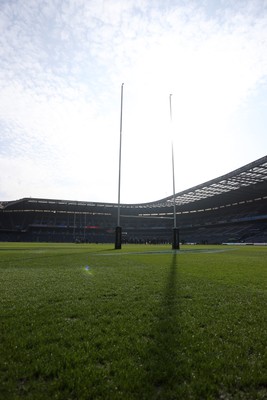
[142,251,182,398]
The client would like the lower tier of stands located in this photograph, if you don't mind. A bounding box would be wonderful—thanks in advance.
[1,220,266,245]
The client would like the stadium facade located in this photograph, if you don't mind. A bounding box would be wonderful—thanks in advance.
[1,156,267,244]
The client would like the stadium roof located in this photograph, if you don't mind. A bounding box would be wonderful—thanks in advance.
[1,155,267,213]
[148,155,267,210]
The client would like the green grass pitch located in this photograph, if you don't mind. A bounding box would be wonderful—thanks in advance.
[1,243,266,399]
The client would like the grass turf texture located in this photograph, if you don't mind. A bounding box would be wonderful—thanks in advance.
[0,243,266,400]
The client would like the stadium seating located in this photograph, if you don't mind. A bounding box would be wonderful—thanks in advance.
[0,156,266,244]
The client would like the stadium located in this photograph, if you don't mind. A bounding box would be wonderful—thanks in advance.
[1,155,266,245]
[2,157,267,399]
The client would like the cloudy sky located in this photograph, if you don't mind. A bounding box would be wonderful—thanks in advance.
[0,0,267,204]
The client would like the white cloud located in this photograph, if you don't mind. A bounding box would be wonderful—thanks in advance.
[0,0,267,203]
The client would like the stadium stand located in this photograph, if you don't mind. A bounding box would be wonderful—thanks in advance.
[0,156,266,244]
